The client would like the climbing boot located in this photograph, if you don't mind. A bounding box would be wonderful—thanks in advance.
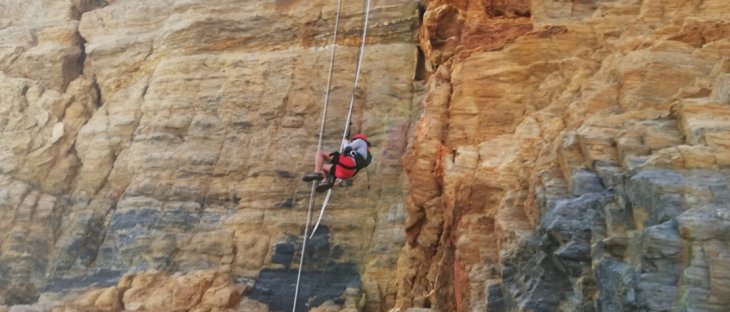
[302,172,324,182]
[316,181,333,193]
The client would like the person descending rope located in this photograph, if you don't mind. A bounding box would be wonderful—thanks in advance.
[302,132,372,192]
[293,0,372,310]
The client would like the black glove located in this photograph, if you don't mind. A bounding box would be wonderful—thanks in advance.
[343,146,352,154]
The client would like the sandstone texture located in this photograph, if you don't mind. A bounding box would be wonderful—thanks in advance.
[397,0,730,311]
[3,0,730,311]
[0,0,418,311]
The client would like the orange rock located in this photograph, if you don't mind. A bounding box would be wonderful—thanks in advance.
[397,0,730,310]
[200,276,245,309]
[94,287,123,312]
[234,298,269,312]
[73,289,103,308]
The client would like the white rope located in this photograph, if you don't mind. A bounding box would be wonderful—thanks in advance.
[310,0,372,240]
[292,0,343,310]
[340,0,372,147]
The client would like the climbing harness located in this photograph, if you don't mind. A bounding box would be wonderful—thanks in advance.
[329,151,358,179]
[292,0,372,311]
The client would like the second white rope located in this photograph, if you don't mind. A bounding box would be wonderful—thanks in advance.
[292,0,344,310]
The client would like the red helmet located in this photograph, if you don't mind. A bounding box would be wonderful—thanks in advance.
[353,133,368,141]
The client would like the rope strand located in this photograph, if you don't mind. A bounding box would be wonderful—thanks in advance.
[340,0,372,149]
[292,0,343,310]
[293,0,372,309]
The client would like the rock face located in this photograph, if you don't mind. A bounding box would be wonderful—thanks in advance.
[397,0,730,311]
[3,0,730,311]
[0,0,418,311]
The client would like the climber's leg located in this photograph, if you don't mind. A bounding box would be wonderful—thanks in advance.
[303,150,331,182]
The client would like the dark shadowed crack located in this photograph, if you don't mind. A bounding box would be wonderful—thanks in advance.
[70,0,108,21]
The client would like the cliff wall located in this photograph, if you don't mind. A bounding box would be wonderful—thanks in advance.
[2,0,730,311]
[0,0,418,311]
[397,0,730,311]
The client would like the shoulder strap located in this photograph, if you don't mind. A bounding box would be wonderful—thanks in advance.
[354,151,372,169]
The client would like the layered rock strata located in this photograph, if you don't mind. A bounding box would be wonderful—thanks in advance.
[3,0,730,311]
[0,0,418,311]
[397,0,730,311]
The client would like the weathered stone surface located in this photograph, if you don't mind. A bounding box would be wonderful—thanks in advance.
[4,0,730,311]
[397,0,730,311]
[403,308,434,312]
[1,0,417,311]
[13,271,247,312]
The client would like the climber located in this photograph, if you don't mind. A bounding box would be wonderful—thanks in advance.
[302,133,372,192]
